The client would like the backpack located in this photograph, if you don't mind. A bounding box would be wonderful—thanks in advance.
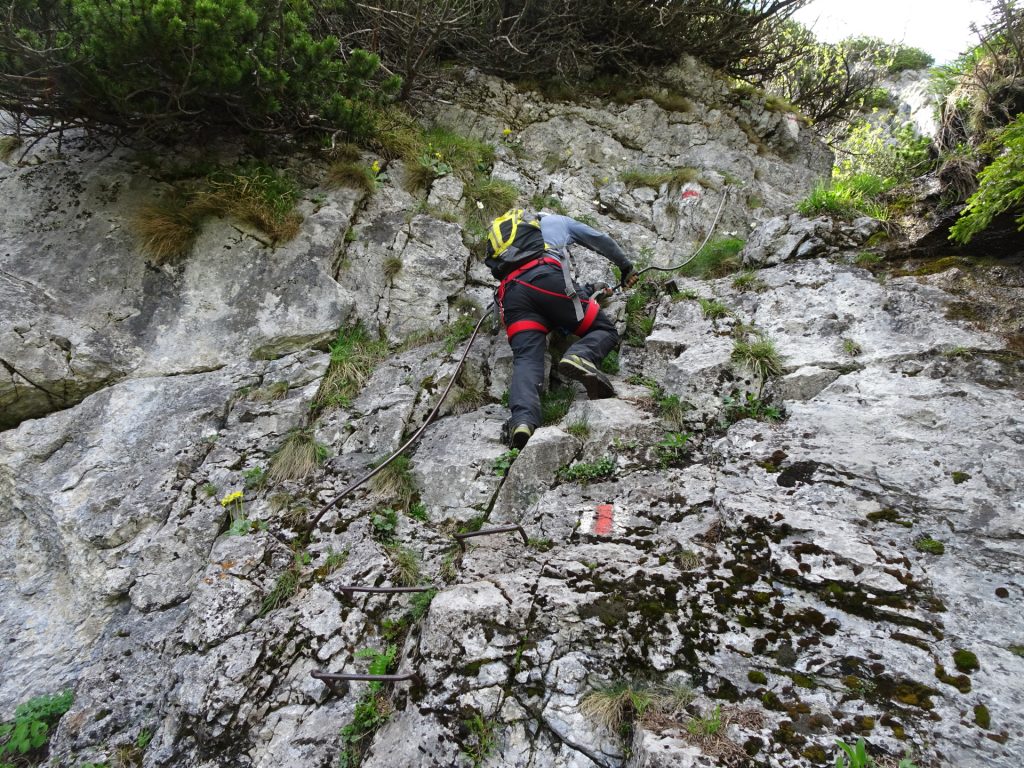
[484,209,548,279]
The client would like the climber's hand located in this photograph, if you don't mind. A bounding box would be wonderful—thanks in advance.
[621,264,639,289]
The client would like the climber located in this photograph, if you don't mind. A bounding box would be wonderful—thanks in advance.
[485,208,638,449]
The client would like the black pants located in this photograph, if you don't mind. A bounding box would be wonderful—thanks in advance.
[501,265,618,429]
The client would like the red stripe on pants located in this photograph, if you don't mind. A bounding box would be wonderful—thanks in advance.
[507,319,549,338]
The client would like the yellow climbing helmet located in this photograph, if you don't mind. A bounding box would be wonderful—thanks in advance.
[487,209,543,260]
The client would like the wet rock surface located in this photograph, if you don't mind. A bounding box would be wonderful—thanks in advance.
[1,60,1022,768]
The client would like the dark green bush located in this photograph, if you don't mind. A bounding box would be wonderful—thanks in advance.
[950,113,1024,244]
[0,0,399,139]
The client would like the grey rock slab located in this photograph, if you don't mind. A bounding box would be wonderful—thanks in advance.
[0,145,355,425]
[411,405,509,523]
[0,364,254,710]
[492,426,581,523]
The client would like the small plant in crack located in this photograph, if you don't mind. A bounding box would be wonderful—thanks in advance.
[370,508,399,543]
[493,449,519,477]
[460,711,497,768]
[370,455,416,511]
[557,456,615,484]
[842,337,863,357]
[259,549,309,616]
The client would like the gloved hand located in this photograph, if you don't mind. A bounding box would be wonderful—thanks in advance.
[620,263,639,289]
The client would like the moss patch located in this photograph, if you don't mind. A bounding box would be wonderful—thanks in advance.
[974,704,991,729]
[953,649,980,673]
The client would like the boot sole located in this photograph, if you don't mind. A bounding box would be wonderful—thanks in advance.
[558,358,615,399]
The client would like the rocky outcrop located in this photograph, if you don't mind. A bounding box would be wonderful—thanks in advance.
[2,56,1022,768]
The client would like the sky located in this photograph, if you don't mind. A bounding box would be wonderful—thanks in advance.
[792,0,993,64]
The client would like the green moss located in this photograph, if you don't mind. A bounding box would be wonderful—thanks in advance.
[859,716,876,732]
[747,670,768,685]
[1009,645,1024,657]
[951,471,971,485]
[953,649,980,673]
[974,704,991,729]
[801,745,827,762]
[934,664,972,693]
[914,536,945,555]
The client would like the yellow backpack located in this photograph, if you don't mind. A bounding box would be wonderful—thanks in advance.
[485,209,547,278]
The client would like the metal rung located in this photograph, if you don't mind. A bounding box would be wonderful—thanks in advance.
[453,524,528,551]
[337,585,434,599]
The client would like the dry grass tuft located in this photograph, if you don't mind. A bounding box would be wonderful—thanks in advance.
[0,135,24,162]
[132,192,204,264]
[269,429,329,482]
[370,455,416,511]
[580,684,652,734]
[327,161,376,193]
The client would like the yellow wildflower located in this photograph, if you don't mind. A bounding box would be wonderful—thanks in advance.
[220,490,243,506]
[502,127,512,136]
[371,160,381,174]
[434,151,443,160]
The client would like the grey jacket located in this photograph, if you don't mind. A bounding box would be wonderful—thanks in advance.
[538,214,632,273]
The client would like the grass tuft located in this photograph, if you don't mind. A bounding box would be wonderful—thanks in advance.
[0,135,23,162]
[327,161,376,193]
[732,335,784,381]
[370,455,417,511]
[269,428,329,482]
[132,191,205,264]
[678,237,746,278]
[314,324,389,410]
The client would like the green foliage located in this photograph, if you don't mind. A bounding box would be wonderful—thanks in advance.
[566,419,591,440]
[407,501,428,522]
[370,455,416,511]
[677,238,746,278]
[834,737,871,768]
[950,114,1024,244]
[656,432,691,467]
[243,466,267,491]
[493,449,520,477]
[327,161,377,194]
[888,45,934,73]
[540,385,575,425]
[444,314,478,355]
[529,194,567,214]
[337,646,397,768]
[623,279,660,346]
[842,338,863,357]
[731,271,766,292]
[465,177,518,222]
[557,456,615,484]
[914,536,946,555]
[0,2,400,140]
[315,324,389,410]
[0,690,73,762]
[836,119,933,185]
[722,393,783,424]
[798,174,891,220]
[686,705,723,737]
[133,164,302,263]
[600,349,620,374]
[386,545,421,587]
[580,683,652,734]
[0,135,22,162]
[698,298,731,319]
[370,508,399,543]
[732,336,784,381]
[461,713,497,768]
[259,550,307,616]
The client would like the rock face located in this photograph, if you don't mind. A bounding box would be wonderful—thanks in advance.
[2,58,1023,768]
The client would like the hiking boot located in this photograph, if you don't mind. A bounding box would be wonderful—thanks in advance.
[510,423,534,449]
[558,354,615,399]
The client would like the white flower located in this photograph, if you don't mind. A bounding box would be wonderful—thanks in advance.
[476,201,484,209]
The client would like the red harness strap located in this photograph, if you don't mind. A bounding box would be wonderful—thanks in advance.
[498,257,602,340]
